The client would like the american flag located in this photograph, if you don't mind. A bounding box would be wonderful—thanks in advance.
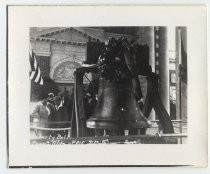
[29,44,43,85]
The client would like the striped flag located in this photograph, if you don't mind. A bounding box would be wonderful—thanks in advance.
[29,44,43,85]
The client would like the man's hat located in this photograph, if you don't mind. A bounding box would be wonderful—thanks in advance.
[48,93,54,97]
[48,93,55,102]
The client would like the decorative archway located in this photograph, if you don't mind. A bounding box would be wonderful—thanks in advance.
[52,61,81,83]
[50,59,92,84]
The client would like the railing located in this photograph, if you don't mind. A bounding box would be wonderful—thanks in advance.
[150,120,187,131]
[30,120,187,144]
[30,133,187,144]
[30,121,71,138]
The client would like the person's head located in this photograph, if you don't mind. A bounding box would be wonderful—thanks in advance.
[40,93,49,105]
[47,93,55,103]
[41,98,48,105]
[48,93,54,98]
[58,92,63,98]
[54,96,62,106]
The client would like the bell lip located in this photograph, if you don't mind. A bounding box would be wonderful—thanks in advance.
[86,121,122,129]
[86,120,150,129]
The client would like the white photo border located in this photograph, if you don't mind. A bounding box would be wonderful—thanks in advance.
[7,5,207,167]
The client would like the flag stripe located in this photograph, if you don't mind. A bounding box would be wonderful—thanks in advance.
[29,44,44,85]
[30,71,36,80]
[31,68,38,81]
[29,43,33,57]
[34,56,37,70]
[40,78,43,85]
[37,76,42,85]
[30,53,35,71]
[35,68,41,83]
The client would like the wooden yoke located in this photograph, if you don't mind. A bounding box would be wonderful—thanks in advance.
[71,65,97,138]
[142,72,174,133]
[122,38,174,134]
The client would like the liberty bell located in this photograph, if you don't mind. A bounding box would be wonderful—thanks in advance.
[86,37,150,131]
[86,78,149,130]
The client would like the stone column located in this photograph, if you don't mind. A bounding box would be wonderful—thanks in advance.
[180,28,187,123]
[157,27,170,113]
[145,27,155,120]
[144,27,155,72]
[137,27,156,120]
[175,27,187,121]
[175,28,181,120]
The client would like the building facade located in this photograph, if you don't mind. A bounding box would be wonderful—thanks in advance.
[30,27,138,101]
[30,26,187,123]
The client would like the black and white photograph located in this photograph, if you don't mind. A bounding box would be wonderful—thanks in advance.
[7,6,207,167]
[29,26,187,145]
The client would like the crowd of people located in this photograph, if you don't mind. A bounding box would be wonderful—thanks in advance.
[30,88,73,138]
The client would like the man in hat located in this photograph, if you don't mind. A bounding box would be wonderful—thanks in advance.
[47,93,56,122]
[48,93,55,104]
